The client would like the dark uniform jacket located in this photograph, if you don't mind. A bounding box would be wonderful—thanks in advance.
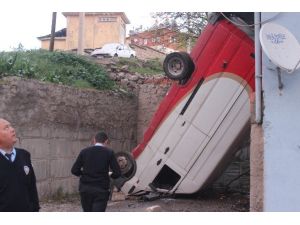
[0,148,40,212]
[71,145,121,196]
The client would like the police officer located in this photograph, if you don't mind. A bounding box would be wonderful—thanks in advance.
[0,118,40,212]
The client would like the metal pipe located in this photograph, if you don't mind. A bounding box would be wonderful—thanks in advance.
[255,12,262,124]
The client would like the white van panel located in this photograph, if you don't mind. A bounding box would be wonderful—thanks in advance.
[176,87,250,193]
[164,159,186,177]
[157,116,191,155]
[192,77,245,136]
[169,124,208,170]
[180,78,219,122]
[173,92,193,115]
[173,176,199,194]
[120,176,140,194]
[137,152,166,190]
[134,145,156,177]
[148,109,179,150]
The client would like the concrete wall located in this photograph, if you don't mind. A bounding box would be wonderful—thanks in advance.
[136,78,172,142]
[261,12,300,211]
[250,124,264,211]
[0,76,137,199]
[41,38,67,51]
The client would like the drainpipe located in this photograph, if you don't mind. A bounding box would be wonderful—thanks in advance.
[255,12,262,124]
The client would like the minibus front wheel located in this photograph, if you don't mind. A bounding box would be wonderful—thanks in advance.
[163,52,195,81]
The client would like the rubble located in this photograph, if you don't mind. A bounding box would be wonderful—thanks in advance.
[146,205,162,212]
[94,57,172,93]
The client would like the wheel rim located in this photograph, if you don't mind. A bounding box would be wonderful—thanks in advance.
[115,152,136,178]
[118,156,129,171]
[167,56,184,77]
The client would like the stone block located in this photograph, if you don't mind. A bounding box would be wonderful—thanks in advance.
[50,158,75,178]
[76,130,95,142]
[70,141,87,157]
[18,125,50,138]
[50,178,78,195]
[18,138,51,159]
[32,159,49,181]
[49,127,78,139]
[49,139,78,158]
[37,180,51,199]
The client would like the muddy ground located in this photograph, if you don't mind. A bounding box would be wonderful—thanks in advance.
[40,190,249,212]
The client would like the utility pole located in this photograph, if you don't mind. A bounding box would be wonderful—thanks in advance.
[186,13,191,53]
[77,12,85,55]
[49,12,57,52]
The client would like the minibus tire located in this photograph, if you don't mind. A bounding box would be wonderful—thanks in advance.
[115,151,137,180]
[163,52,195,81]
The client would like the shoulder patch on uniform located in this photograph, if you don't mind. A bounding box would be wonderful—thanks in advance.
[24,165,30,175]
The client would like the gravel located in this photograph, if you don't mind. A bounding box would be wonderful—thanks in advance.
[40,191,249,212]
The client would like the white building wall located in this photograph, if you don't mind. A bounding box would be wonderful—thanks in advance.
[262,12,300,211]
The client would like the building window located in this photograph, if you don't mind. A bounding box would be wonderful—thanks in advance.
[143,38,148,45]
[98,17,117,22]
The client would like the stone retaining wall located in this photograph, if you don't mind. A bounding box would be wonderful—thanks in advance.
[0,77,138,198]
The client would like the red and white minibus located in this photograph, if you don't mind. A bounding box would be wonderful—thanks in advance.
[116,13,255,196]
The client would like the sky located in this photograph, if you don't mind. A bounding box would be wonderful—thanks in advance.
[0,11,155,51]
[0,0,297,52]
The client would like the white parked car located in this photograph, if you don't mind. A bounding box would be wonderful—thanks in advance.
[91,43,136,58]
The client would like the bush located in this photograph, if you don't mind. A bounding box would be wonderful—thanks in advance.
[117,57,164,75]
[0,49,114,90]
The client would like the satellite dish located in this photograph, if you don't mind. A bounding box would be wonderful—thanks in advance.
[260,22,300,73]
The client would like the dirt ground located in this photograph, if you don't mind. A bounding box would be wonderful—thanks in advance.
[40,190,249,212]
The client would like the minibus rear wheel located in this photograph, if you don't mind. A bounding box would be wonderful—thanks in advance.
[115,151,136,180]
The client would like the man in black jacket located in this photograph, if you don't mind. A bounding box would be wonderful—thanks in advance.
[71,131,121,212]
[0,118,40,212]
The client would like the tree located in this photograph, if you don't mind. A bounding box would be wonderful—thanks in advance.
[152,12,208,51]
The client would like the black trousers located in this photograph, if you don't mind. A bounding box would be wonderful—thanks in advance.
[80,192,109,212]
